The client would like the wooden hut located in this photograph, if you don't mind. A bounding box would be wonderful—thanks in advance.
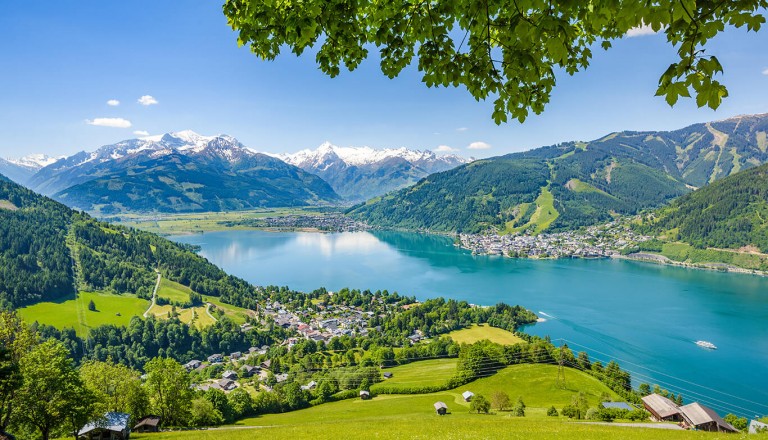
[383,372,393,379]
[462,391,474,402]
[132,416,160,433]
[360,390,371,400]
[641,394,682,422]
[78,412,131,440]
[679,403,738,433]
[434,401,448,415]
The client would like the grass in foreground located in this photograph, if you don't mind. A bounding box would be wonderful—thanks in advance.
[446,324,524,346]
[18,291,149,336]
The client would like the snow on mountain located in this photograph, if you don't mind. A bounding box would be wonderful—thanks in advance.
[7,154,61,171]
[279,141,470,169]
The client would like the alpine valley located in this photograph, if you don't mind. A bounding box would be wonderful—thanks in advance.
[350,113,768,233]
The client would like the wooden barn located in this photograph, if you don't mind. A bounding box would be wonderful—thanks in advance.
[360,390,371,400]
[641,394,683,422]
[462,391,474,402]
[78,412,131,440]
[434,401,448,415]
[679,403,738,433]
[132,416,160,433]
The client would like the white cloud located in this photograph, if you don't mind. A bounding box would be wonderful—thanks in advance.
[435,145,458,152]
[762,68,768,75]
[133,130,150,136]
[107,99,120,106]
[467,141,491,150]
[626,24,658,37]
[137,95,158,106]
[86,117,132,128]
[456,127,469,132]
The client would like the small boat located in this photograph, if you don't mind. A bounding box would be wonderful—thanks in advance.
[696,340,717,349]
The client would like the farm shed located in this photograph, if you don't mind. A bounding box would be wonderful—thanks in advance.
[679,403,738,433]
[78,412,131,440]
[641,394,683,422]
[132,416,160,433]
[434,401,448,415]
[462,391,474,402]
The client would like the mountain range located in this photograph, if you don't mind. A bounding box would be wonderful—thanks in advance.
[277,142,470,201]
[350,113,768,233]
[24,131,341,214]
[9,132,469,213]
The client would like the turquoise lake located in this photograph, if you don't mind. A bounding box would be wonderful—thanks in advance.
[171,230,768,418]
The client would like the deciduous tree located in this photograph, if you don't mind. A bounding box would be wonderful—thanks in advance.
[224,0,766,123]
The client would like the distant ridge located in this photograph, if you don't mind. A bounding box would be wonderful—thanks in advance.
[278,142,471,201]
[350,113,768,233]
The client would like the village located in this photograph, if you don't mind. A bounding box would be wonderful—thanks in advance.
[457,221,652,259]
[229,213,371,232]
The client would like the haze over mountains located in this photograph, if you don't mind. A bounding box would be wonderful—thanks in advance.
[350,113,768,233]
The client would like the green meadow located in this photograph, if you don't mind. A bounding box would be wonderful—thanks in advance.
[18,291,149,336]
[128,362,710,440]
[447,324,525,346]
[371,359,458,392]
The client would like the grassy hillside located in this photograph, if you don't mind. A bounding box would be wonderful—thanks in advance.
[641,163,768,252]
[351,114,768,234]
[17,291,149,336]
[0,177,265,319]
[127,363,712,440]
[131,418,713,440]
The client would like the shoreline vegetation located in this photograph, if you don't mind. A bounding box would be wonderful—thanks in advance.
[118,210,768,277]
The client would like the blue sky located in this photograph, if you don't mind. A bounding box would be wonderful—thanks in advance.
[1,1,767,159]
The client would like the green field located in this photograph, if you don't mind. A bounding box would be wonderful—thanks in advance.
[123,363,709,440]
[447,324,525,346]
[204,296,254,325]
[18,291,149,336]
[156,278,192,303]
[505,187,560,235]
[117,207,329,235]
[371,359,458,392]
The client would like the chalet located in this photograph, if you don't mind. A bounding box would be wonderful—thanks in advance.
[260,359,272,370]
[275,373,289,383]
[383,372,393,379]
[360,390,371,400]
[78,412,131,440]
[241,365,259,378]
[434,401,448,415]
[641,394,683,422]
[222,370,238,381]
[749,420,768,434]
[300,381,317,391]
[679,403,738,433]
[132,416,160,433]
[207,353,223,364]
[462,391,474,402]
[248,347,259,354]
[230,351,242,360]
[602,402,634,411]
[217,378,237,391]
[183,360,201,371]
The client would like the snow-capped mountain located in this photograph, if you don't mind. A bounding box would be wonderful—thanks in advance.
[277,142,471,201]
[7,154,60,170]
[26,131,340,213]
[28,131,257,195]
[0,154,60,185]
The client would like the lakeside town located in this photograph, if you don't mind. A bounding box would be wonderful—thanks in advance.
[457,222,652,259]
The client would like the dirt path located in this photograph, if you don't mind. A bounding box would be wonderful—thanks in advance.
[143,271,161,318]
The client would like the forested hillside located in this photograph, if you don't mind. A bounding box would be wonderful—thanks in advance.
[0,177,265,309]
[351,114,768,233]
[639,163,768,252]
